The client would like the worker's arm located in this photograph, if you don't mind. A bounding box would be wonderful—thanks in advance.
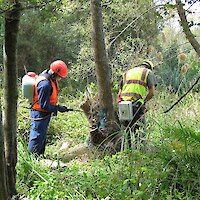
[116,89,122,103]
[144,71,156,104]
[116,76,124,103]
[144,85,155,104]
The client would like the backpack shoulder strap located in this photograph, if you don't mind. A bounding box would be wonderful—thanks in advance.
[35,73,51,86]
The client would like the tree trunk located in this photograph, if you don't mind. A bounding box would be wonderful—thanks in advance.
[176,0,200,57]
[90,0,115,123]
[0,101,10,200]
[82,0,121,148]
[3,1,21,197]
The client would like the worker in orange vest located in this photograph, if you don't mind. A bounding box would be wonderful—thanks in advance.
[28,60,71,156]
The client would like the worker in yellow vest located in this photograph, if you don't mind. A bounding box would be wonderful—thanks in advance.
[117,59,156,148]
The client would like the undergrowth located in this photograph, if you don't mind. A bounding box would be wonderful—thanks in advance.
[16,89,200,199]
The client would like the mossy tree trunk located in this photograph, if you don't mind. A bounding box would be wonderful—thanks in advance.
[3,0,21,197]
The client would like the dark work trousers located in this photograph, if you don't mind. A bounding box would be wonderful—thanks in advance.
[122,102,146,149]
[28,109,51,156]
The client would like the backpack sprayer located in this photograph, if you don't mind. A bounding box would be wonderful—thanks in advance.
[118,101,134,121]
[118,100,147,122]
[22,71,38,103]
[19,71,81,120]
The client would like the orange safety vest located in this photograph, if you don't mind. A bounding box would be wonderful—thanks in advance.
[121,67,150,104]
[32,75,58,112]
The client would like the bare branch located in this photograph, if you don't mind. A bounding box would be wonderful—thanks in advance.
[176,0,200,57]
[164,76,200,113]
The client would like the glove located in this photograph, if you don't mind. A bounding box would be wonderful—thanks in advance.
[57,105,68,113]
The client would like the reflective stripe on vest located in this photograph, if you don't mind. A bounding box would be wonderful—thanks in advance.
[32,76,58,112]
[121,67,150,102]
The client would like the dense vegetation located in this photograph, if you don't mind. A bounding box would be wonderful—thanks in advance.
[0,0,199,199]
[16,89,200,199]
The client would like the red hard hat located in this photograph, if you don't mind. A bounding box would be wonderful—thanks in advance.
[50,60,68,78]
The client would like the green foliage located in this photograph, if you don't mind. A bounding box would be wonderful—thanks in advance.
[16,0,162,91]
[102,0,161,81]
[18,9,84,76]
[153,121,200,198]
[1,0,200,199]
[155,37,199,95]
[163,121,200,157]
[16,89,200,199]
[185,59,200,92]
[156,42,180,92]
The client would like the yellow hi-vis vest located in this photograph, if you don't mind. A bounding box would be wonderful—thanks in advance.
[121,67,150,104]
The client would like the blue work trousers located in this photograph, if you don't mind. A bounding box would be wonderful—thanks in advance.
[28,109,51,156]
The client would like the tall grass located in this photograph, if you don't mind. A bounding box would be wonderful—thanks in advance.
[16,88,200,199]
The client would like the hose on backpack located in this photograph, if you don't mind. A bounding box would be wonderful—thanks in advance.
[17,100,52,121]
